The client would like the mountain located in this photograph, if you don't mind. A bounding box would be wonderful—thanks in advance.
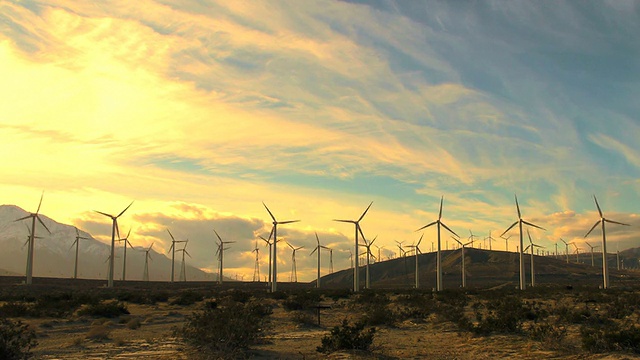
[0,205,215,281]
[319,247,640,289]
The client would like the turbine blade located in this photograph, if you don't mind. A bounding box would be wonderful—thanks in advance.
[37,215,51,234]
[315,232,320,245]
[69,240,77,251]
[440,222,458,238]
[75,227,80,237]
[14,215,32,222]
[36,191,44,214]
[95,211,112,218]
[415,221,437,232]
[213,229,223,242]
[500,221,518,238]
[438,196,444,220]
[278,220,300,225]
[522,220,545,231]
[605,219,631,226]
[117,201,134,218]
[584,220,601,238]
[310,247,317,255]
[262,202,277,222]
[593,195,603,218]
[167,229,176,241]
[416,234,424,246]
[527,229,532,244]
[515,194,521,219]
[333,219,355,223]
[358,201,374,222]
[560,238,567,245]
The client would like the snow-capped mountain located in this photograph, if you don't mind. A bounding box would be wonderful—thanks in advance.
[0,205,214,281]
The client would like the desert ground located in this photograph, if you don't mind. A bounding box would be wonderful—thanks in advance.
[2,276,640,359]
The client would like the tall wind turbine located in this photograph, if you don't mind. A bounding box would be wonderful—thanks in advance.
[167,229,187,283]
[15,192,51,285]
[252,240,261,282]
[559,238,570,263]
[334,202,373,292]
[328,248,334,273]
[70,227,90,279]
[468,230,478,248]
[406,234,423,289]
[310,232,329,288]
[526,230,544,287]
[452,236,472,288]
[485,231,496,251]
[142,242,154,281]
[584,195,630,289]
[416,196,458,292]
[95,201,133,288]
[214,229,235,284]
[501,234,511,252]
[116,229,133,281]
[585,242,600,267]
[287,242,303,283]
[358,231,377,289]
[177,241,191,282]
[500,195,545,290]
[259,227,274,287]
[263,202,300,292]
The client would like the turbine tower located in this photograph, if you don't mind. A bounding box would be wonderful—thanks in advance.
[95,201,133,288]
[142,242,154,281]
[526,230,544,287]
[333,202,372,292]
[167,229,186,283]
[116,229,133,281]
[452,236,472,288]
[259,227,274,287]
[177,241,191,282]
[15,192,51,285]
[416,196,458,292]
[584,195,630,289]
[501,234,511,252]
[70,227,89,279]
[585,241,600,267]
[263,202,300,292]
[328,248,334,273]
[485,231,496,251]
[252,239,260,282]
[358,231,377,289]
[406,234,423,289]
[500,194,545,291]
[559,238,570,263]
[214,229,235,284]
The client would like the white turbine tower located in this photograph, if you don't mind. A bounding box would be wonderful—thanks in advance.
[584,195,630,289]
[15,192,51,285]
[559,238,570,264]
[500,195,545,290]
[358,231,377,289]
[501,234,511,252]
[167,229,187,283]
[177,241,191,282]
[142,242,154,281]
[259,227,274,287]
[263,202,300,292]
[116,229,133,281]
[95,201,133,288]
[287,242,303,283]
[214,229,235,284]
[416,196,458,292]
[485,231,496,251]
[70,227,89,279]
[525,230,544,287]
[334,202,373,292]
[406,234,423,289]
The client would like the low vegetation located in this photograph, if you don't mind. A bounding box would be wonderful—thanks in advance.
[317,319,376,354]
[0,318,37,360]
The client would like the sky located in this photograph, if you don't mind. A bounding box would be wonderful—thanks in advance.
[1,0,638,282]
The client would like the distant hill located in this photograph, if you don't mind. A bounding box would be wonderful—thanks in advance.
[0,205,219,282]
[319,247,640,289]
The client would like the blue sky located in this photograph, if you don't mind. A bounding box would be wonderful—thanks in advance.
[0,0,638,281]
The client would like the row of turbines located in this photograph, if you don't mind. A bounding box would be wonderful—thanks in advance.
[15,193,631,291]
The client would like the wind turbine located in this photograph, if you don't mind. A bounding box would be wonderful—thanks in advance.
[406,234,423,289]
[585,242,600,267]
[116,229,133,281]
[95,201,133,287]
[167,229,186,282]
[573,243,581,264]
[69,227,90,279]
[214,229,235,284]
[416,196,458,292]
[500,195,545,290]
[310,232,329,288]
[452,236,472,288]
[176,241,191,282]
[286,242,303,283]
[263,202,300,292]
[395,240,405,258]
[373,244,384,264]
[329,248,334,273]
[525,230,544,287]
[584,195,630,289]
[259,227,274,286]
[15,192,51,285]
[334,202,373,292]
[501,234,511,252]
[468,230,478,248]
[252,240,261,282]
[358,231,377,289]
[142,242,154,281]
[559,238,570,264]
[485,231,496,251]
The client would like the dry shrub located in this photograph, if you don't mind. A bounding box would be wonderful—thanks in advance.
[85,324,111,341]
[126,317,142,330]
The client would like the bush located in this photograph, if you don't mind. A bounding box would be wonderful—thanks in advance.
[170,291,204,306]
[0,318,37,359]
[529,321,567,350]
[0,303,30,318]
[177,300,272,358]
[581,320,640,354]
[79,301,129,318]
[471,296,527,335]
[282,291,322,311]
[317,319,376,354]
[85,324,111,341]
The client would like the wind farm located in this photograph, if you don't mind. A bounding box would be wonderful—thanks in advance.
[1,1,639,358]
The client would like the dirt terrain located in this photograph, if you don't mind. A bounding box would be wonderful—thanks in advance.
[2,277,640,359]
